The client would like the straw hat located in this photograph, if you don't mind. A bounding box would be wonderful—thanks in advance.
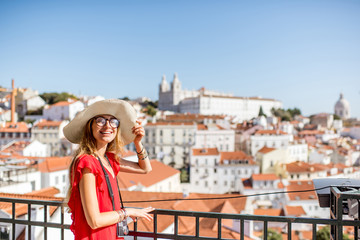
[63,99,137,145]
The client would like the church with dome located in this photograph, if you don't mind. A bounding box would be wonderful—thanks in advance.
[334,93,351,119]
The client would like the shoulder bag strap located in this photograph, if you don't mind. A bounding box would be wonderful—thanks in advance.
[97,156,116,211]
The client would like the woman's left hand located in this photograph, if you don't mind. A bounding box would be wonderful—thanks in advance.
[132,120,145,144]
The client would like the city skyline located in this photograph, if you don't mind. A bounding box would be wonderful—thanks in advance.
[0,0,359,118]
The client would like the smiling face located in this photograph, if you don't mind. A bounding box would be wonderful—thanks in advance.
[91,114,119,146]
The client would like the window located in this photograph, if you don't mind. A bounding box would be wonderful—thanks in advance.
[224,181,228,186]
[55,176,59,185]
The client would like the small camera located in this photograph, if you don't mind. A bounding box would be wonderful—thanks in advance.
[116,219,129,237]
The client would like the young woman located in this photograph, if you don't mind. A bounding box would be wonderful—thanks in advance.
[64,99,154,240]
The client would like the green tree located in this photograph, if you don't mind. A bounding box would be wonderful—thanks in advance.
[271,107,301,121]
[120,96,130,101]
[287,107,301,118]
[144,105,157,117]
[40,92,78,104]
[316,226,350,240]
[261,229,282,240]
[333,114,341,120]
[258,106,267,117]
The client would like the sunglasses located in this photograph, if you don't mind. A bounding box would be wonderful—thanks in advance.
[94,116,120,128]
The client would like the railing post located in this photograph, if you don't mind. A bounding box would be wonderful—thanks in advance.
[287,221,292,240]
[196,216,200,238]
[240,219,244,240]
[28,204,31,240]
[12,202,15,240]
[61,206,64,240]
[174,214,178,236]
[312,223,317,240]
[44,204,48,240]
[153,212,157,240]
[263,221,268,240]
[217,218,222,239]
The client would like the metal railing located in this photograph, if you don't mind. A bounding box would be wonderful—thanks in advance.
[0,196,359,240]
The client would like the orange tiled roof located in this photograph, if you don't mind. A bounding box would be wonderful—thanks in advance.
[285,161,326,173]
[254,130,287,135]
[117,160,179,189]
[252,173,279,181]
[24,187,60,197]
[298,130,324,135]
[0,191,63,217]
[286,180,318,201]
[284,205,306,216]
[51,100,76,107]
[1,141,31,153]
[120,191,246,236]
[34,120,62,129]
[254,208,282,216]
[197,124,208,130]
[0,122,29,133]
[220,151,254,164]
[146,122,195,126]
[257,146,276,154]
[38,156,72,172]
[192,148,219,156]
[165,113,225,121]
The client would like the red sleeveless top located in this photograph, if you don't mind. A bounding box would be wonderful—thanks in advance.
[68,153,124,240]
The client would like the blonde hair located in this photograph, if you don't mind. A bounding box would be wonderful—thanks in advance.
[65,117,125,204]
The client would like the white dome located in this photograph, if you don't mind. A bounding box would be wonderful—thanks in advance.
[335,93,350,109]
[334,93,350,119]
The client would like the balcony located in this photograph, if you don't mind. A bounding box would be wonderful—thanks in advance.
[1,189,359,240]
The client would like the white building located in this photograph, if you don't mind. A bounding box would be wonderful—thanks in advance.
[189,148,259,194]
[194,123,235,152]
[15,88,46,118]
[334,93,351,119]
[240,173,285,209]
[1,140,48,157]
[144,122,197,168]
[308,149,332,165]
[0,122,31,147]
[286,180,328,218]
[350,126,360,140]
[287,142,308,162]
[31,120,70,156]
[43,100,84,121]
[250,129,293,156]
[158,74,282,121]
[38,156,71,197]
[0,157,41,193]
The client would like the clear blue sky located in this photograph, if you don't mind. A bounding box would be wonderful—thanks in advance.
[1,0,359,118]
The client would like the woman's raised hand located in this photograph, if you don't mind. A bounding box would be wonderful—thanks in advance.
[132,120,145,144]
[126,207,155,222]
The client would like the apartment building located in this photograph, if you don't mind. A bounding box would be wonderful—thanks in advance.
[250,129,293,156]
[189,148,259,194]
[31,120,70,156]
[144,122,197,168]
[43,100,84,121]
[0,122,31,147]
[194,123,235,152]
